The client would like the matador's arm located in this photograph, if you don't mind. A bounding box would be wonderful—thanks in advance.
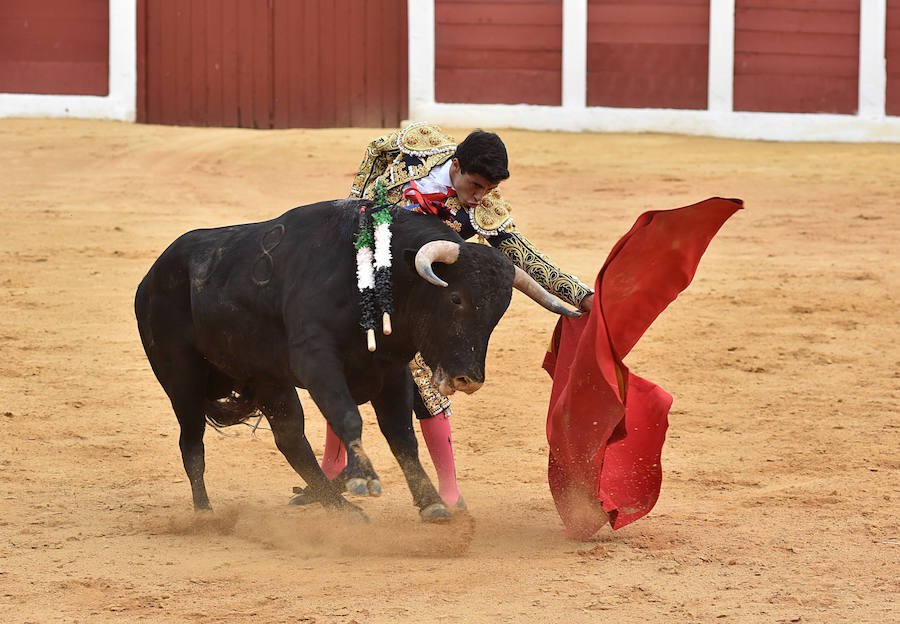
[349,130,402,199]
[494,224,593,308]
[467,189,592,308]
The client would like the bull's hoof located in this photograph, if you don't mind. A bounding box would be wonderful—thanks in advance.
[288,486,318,506]
[451,495,467,511]
[345,477,370,496]
[420,502,452,523]
[367,479,382,497]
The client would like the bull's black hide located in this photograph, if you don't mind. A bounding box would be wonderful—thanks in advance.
[135,199,515,521]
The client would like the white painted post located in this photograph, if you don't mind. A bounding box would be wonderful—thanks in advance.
[562,0,588,110]
[107,0,137,121]
[707,0,735,113]
[407,0,436,123]
[858,0,887,119]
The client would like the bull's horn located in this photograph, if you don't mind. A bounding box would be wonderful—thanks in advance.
[514,267,581,318]
[414,240,460,287]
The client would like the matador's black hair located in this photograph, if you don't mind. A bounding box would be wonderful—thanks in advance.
[454,129,510,184]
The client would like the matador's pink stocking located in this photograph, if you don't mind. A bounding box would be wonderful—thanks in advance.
[321,424,347,481]
[419,411,461,507]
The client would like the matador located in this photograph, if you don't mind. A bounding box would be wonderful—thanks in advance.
[290,121,593,509]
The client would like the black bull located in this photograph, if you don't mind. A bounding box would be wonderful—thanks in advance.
[135,199,576,521]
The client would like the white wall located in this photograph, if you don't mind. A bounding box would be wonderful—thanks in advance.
[409,0,900,142]
[0,0,137,121]
[2,0,897,142]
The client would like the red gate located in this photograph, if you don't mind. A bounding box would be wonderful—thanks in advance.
[137,0,408,128]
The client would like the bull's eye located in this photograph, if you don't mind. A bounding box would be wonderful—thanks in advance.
[450,293,462,306]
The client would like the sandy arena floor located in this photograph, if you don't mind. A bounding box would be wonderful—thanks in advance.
[0,119,898,623]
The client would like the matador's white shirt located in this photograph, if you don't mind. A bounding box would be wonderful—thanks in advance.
[401,159,454,197]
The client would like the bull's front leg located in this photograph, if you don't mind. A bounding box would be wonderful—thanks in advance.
[371,369,451,522]
[295,350,381,500]
[256,384,366,520]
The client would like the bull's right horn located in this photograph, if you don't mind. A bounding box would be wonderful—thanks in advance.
[414,240,460,287]
[514,267,582,318]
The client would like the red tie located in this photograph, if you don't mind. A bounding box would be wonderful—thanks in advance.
[403,179,457,215]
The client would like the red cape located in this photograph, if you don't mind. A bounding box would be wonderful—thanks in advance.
[543,197,743,539]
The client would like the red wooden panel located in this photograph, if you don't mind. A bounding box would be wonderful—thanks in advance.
[735,31,860,57]
[158,0,178,123]
[588,3,710,29]
[0,16,108,61]
[733,0,859,114]
[190,0,207,126]
[141,0,159,122]
[437,49,561,71]
[174,4,192,124]
[588,43,710,74]
[380,0,408,127]
[0,0,108,95]
[317,1,337,128]
[302,0,322,127]
[221,0,240,127]
[587,44,709,109]
[363,0,385,126]
[737,0,857,9]
[205,1,225,127]
[236,2,254,128]
[251,0,272,130]
[737,8,861,34]
[439,68,562,105]
[736,52,858,77]
[2,0,108,20]
[272,0,291,128]
[436,2,561,25]
[588,21,710,45]
[435,0,562,105]
[0,61,107,95]
[586,0,709,110]
[346,0,368,127]
[736,75,858,113]
[589,0,705,4]
[136,0,148,122]
[139,0,407,128]
[439,24,563,50]
[887,1,900,116]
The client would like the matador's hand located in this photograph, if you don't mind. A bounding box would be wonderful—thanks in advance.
[579,291,594,312]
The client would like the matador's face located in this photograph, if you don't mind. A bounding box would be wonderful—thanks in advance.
[449,158,500,209]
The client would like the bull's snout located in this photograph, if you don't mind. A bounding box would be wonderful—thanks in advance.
[434,368,484,396]
[452,375,483,394]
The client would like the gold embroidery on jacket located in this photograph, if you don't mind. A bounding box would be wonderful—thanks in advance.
[496,225,592,307]
[469,188,513,236]
[349,124,457,202]
[409,353,452,417]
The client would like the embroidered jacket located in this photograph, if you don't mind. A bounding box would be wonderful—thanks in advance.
[349,121,592,307]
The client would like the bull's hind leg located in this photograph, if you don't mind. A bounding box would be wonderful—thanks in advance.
[172,383,212,511]
[371,371,450,522]
[137,288,213,511]
[257,386,368,521]
[148,348,213,511]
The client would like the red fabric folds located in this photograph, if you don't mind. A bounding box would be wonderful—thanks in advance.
[543,197,743,539]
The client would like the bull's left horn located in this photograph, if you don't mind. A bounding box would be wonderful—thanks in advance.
[514,267,581,318]
[414,240,460,287]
